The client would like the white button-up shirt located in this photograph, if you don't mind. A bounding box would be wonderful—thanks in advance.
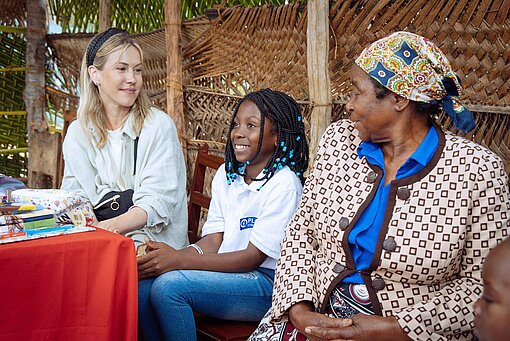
[61,107,188,249]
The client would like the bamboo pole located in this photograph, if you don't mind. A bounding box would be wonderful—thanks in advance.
[0,111,26,116]
[164,0,187,150]
[98,0,112,32]
[307,0,331,163]
[0,26,26,33]
[0,67,25,73]
[0,148,28,154]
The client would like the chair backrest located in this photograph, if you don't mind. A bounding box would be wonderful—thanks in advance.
[188,145,224,243]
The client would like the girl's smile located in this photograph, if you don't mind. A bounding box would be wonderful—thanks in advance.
[231,100,277,181]
[233,143,251,160]
[234,144,249,151]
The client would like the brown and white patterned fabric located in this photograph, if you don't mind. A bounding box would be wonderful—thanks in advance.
[268,119,510,340]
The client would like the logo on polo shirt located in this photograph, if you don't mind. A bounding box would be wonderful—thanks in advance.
[240,217,257,230]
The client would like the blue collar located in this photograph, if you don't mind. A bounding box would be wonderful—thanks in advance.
[357,126,438,168]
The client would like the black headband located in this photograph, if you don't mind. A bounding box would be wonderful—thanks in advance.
[86,28,128,67]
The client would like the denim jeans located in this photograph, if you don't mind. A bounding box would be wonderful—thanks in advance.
[139,267,275,341]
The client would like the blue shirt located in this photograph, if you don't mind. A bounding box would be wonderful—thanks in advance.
[344,126,439,283]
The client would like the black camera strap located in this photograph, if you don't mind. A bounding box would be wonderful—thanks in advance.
[133,136,139,176]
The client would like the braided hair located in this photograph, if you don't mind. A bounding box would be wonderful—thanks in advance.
[225,89,309,188]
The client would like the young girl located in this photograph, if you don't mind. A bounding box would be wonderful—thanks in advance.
[137,88,309,340]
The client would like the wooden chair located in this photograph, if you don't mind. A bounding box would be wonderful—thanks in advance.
[188,145,259,341]
[188,144,224,243]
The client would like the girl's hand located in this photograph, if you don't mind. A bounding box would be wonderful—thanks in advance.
[137,240,178,279]
[303,314,410,341]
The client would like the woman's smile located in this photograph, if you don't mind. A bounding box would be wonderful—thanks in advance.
[120,88,137,94]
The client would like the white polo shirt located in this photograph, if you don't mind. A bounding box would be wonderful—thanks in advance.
[201,164,303,270]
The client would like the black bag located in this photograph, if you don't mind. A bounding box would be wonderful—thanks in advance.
[93,189,134,221]
[93,137,139,222]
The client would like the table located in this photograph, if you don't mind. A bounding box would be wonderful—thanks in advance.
[0,229,138,341]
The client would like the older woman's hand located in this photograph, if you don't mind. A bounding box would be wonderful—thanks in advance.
[304,314,410,341]
[289,301,353,340]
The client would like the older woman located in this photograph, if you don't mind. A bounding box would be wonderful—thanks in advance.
[61,28,188,249]
[250,32,510,340]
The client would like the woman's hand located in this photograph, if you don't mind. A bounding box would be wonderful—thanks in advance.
[289,302,353,341]
[95,217,119,233]
[94,207,148,234]
[137,240,179,279]
[303,314,410,341]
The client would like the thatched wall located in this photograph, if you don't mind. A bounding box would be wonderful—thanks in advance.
[0,31,27,178]
[180,1,510,173]
[0,0,26,26]
[47,0,510,180]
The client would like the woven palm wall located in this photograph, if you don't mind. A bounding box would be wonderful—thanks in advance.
[0,32,27,178]
[182,0,510,174]
[326,0,510,172]
[180,3,313,189]
[182,3,309,163]
[0,0,26,26]
[47,30,168,107]
[47,0,510,178]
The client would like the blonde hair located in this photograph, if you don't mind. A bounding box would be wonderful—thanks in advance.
[78,32,152,148]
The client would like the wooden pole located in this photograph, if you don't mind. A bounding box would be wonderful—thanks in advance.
[98,0,112,32]
[307,0,331,163]
[25,0,46,133]
[164,0,186,150]
[25,0,54,188]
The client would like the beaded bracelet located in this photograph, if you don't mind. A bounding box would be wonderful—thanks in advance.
[187,243,204,255]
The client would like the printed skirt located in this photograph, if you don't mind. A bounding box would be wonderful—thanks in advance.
[248,282,375,341]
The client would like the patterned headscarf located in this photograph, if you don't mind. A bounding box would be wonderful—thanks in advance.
[355,31,475,132]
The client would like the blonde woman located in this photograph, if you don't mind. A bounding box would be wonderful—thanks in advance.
[62,28,188,249]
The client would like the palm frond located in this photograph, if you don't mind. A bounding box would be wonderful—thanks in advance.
[48,0,301,33]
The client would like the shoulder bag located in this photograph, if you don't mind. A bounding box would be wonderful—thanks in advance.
[93,137,139,221]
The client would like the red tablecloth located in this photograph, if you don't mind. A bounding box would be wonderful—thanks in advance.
[0,229,138,341]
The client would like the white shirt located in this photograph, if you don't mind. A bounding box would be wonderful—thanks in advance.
[105,128,125,190]
[61,108,188,249]
[201,165,303,269]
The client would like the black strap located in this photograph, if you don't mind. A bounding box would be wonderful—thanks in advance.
[133,137,139,176]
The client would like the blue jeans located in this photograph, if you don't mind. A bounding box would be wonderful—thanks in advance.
[139,268,275,341]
